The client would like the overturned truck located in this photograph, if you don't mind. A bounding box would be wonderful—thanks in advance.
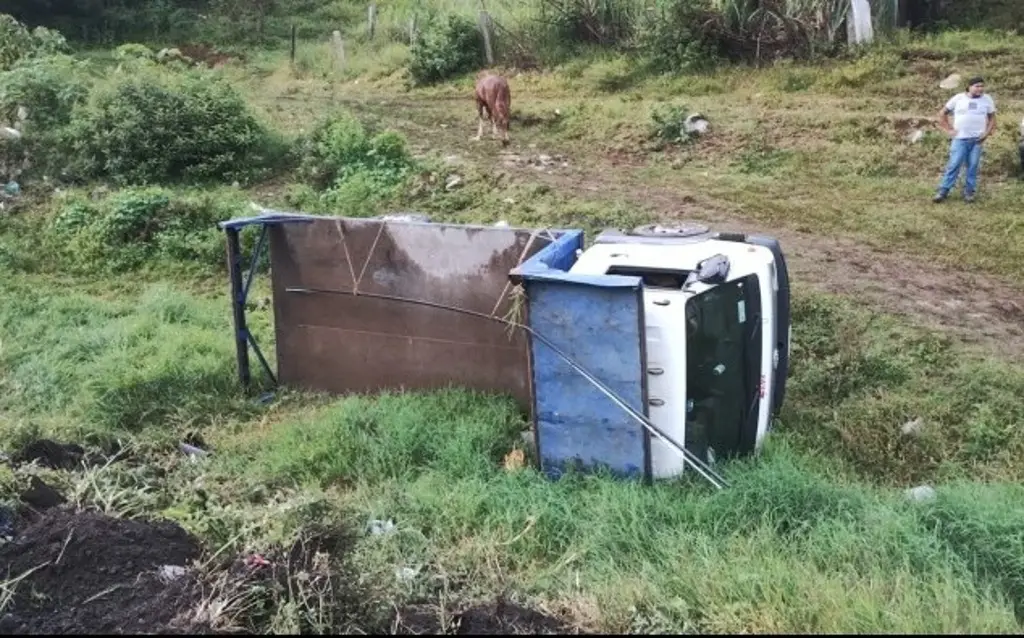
[219,213,790,487]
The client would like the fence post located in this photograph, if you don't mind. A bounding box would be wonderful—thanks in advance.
[368,3,377,39]
[331,30,346,70]
[225,228,252,391]
[289,23,297,65]
[409,15,417,43]
[479,10,494,66]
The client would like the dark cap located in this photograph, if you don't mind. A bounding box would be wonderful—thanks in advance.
[967,76,985,88]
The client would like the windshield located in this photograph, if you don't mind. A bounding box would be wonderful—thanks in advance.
[684,274,762,463]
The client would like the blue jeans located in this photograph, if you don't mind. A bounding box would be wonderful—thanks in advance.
[938,137,984,196]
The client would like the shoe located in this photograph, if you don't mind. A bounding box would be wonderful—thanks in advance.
[933,191,948,203]
[964,193,975,203]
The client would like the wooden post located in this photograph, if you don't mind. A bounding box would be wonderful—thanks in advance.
[289,23,297,65]
[331,30,346,70]
[409,15,417,43]
[478,10,494,66]
[368,3,377,40]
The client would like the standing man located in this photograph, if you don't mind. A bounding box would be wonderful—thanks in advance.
[934,76,996,203]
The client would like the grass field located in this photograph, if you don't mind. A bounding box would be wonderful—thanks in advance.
[2,8,1024,634]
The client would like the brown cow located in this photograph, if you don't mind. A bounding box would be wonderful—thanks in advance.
[473,71,511,146]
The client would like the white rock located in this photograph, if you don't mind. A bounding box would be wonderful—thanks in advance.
[939,73,962,90]
[395,566,419,583]
[905,485,936,502]
[0,127,21,141]
[907,130,925,144]
[445,175,463,191]
[368,519,396,536]
[901,417,923,435]
[159,565,187,582]
[16,106,28,122]
[684,114,710,135]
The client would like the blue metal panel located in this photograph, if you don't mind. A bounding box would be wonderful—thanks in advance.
[523,275,648,479]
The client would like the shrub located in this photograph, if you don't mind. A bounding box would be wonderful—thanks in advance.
[637,0,721,73]
[648,103,698,149]
[114,43,157,62]
[0,54,88,130]
[299,112,415,189]
[408,14,484,86]
[0,15,69,71]
[49,187,246,273]
[64,71,285,185]
[298,112,415,212]
[0,54,89,181]
[0,14,35,71]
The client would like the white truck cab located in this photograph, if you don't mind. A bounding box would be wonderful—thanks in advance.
[565,223,791,478]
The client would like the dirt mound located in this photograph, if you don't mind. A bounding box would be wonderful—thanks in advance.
[394,597,575,635]
[11,439,86,470]
[0,508,205,635]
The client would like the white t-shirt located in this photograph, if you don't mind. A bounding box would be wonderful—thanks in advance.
[944,93,996,139]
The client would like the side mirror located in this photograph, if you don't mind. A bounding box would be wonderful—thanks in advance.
[685,254,730,287]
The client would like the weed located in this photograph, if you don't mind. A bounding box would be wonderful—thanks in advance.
[408,14,483,87]
[648,102,698,149]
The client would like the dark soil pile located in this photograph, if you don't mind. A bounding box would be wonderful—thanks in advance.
[11,439,86,470]
[0,507,205,635]
[395,597,575,635]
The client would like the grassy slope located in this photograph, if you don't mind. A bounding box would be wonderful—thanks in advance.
[246,30,1024,279]
[3,26,1024,634]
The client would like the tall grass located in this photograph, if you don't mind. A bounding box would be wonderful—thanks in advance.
[0,277,273,448]
[207,393,1024,633]
[169,285,1024,633]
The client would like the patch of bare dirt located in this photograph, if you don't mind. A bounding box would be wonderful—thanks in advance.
[393,597,579,635]
[0,508,207,635]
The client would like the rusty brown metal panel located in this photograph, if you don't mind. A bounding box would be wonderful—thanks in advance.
[269,217,551,410]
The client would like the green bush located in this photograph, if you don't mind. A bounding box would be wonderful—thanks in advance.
[48,186,246,273]
[296,112,415,215]
[648,103,697,149]
[64,71,285,185]
[637,0,721,73]
[300,113,412,188]
[0,54,88,130]
[407,14,484,86]
[0,15,69,71]
[114,42,156,62]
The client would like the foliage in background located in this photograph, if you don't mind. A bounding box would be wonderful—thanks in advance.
[407,13,483,86]
[295,111,416,216]
[47,186,246,273]
[0,13,69,71]
[62,70,286,185]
